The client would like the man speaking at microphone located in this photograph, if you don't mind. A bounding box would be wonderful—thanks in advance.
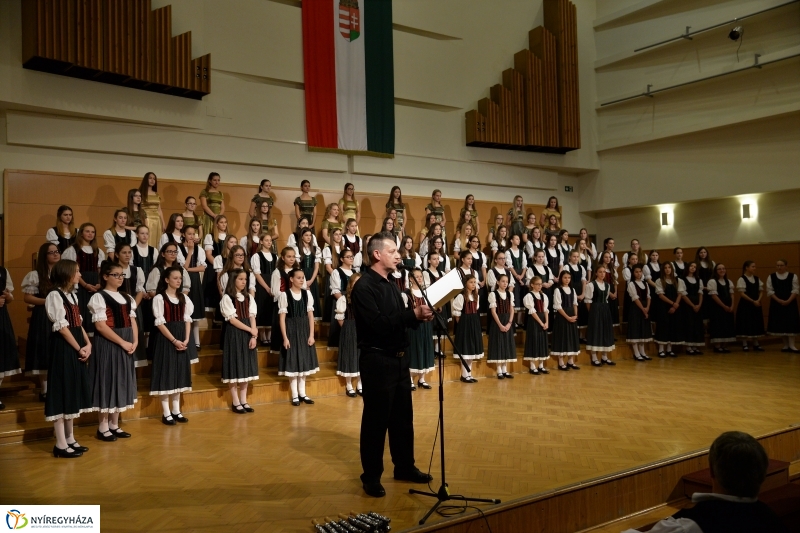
[351,231,435,497]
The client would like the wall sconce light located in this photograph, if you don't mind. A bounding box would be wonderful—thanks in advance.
[742,204,751,219]
[661,212,670,226]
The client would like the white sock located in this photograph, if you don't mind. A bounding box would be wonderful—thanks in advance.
[192,322,200,345]
[419,373,427,384]
[98,413,109,433]
[461,364,470,378]
[434,338,440,353]
[357,378,362,390]
[42,380,48,393]
[632,344,641,356]
[0,377,3,387]
[290,377,299,399]
[639,343,647,355]
[161,396,171,418]
[591,352,598,362]
[109,412,120,429]
[239,383,248,405]
[789,336,797,349]
[171,394,181,414]
[54,419,67,449]
[345,377,353,391]
[411,375,415,384]
[659,344,666,353]
[229,384,241,406]
[298,376,307,397]
[538,361,545,369]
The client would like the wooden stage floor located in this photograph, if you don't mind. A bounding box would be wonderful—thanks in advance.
[2,348,799,532]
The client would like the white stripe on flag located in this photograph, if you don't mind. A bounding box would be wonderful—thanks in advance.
[333,0,367,151]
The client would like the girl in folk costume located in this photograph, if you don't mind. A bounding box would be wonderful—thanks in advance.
[336,273,362,397]
[487,213,505,245]
[418,221,441,258]
[584,265,616,367]
[270,247,302,354]
[385,186,406,235]
[45,260,93,458]
[424,251,450,358]
[114,243,148,367]
[626,265,653,361]
[327,250,355,349]
[425,235,451,271]
[453,222,474,256]
[695,246,715,319]
[544,234,563,280]
[452,275,483,383]
[293,179,318,230]
[400,236,422,289]
[530,247,556,321]
[199,172,225,240]
[342,218,363,272]
[563,250,588,342]
[621,239,646,269]
[218,244,256,350]
[575,238,594,277]
[671,247,688,281]
[643,249,662,301]
[181,196,199,233]
[103,209,135,261]
[708,264,736,353]
[47,205,76,253]
[23,243,61,401]
[252,234,277,346]
[682,262,705,355]
[525,226,546,266]
[149,267,193,426]
[602,237,620,269]
[404,269,435,390]
[490,225,510,258]
[249,179,275,219]
[539,195,561,230]
[221,270,259,414]
[767,259,800,352]
[598,250,620,328]
[418,213,438,255]
[158,213,185,253]
[506,195,526,238]
[287,216,320,251]
[255,198,279,252]
[523,277,550,375]
[179,225,206,350]
[486,250,515,295]
[735,261,766,351]
[425,188,447,244]
[322,227,345,325]
[507,234,528,325]
[455,209,474,244]
[544,214,561,241]
[279,268,319,406]
[0,263,22,409]
[62,222,106,335]
[552,270,581,371]
[460,194,480,237]
[467,236,488,313]
[146,242,192,360]
[139,171,165,247]
[125,190,147,231]
[654,262,686,358]
[487,273,517,379]
[621,253,639,325]
[239,218,262,258]
[557,229,571,260]
[522,212,538,246]
[297,228,322,321]
[339,182,361,235]
[88,261,138,441]
[202,214,229,317]
[132,225,157,341]
[321,203,343,245]
[578,228,598,262]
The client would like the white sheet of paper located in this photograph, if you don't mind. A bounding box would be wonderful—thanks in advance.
[422,269,464,308]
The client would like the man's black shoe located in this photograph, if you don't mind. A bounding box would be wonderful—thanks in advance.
[362,482,386,497]
[394,468,433,483]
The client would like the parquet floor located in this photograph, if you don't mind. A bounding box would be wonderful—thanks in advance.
[2,349,799,533]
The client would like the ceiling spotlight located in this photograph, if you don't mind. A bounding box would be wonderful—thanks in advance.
[728,26,742,41]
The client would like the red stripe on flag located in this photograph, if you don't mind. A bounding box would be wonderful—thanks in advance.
[302,0,338,149]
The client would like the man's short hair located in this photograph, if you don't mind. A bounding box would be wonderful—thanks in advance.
[709,431,768,498]
[368,231,396,261]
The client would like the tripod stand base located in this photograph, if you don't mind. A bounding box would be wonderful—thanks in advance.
[409,484,500,525]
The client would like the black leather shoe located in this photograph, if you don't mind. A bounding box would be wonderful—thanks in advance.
[95,429,118,442]
[742,345,750,352]
[753,345,765,352]
[503,373,514,379]
[356,389,363,396]
[497,373,505,380]
[362,481,386,498]
[529,368,538,375]
[788,348,800,354]
[53,445,82,458]
[558,365,569,371]
[591,360,602,367]
[241,404,255,413]
[67,442,89,452]
[110,427,131,438]
[418,380,432,389]
[0,400,4,410]
[467,376,478,383]
[602,359,616,366]
[539,368,549,374]
[642,354,652,360]
[411,383,417,391]
[232,404,246,414]
[173,413,189,423]
[668,352,677,357]
[568,363,580,370]
[459,376,472,383]
[301,396,314,404]
[291,397,300,406]
[161,415,176,426]
[39,392,47,402]
[721,348,731,353]
[346,389,357,397]
[658,352,667,358]
[394,468,433,483]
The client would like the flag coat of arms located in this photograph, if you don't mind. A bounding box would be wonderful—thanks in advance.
[302,0,395,157]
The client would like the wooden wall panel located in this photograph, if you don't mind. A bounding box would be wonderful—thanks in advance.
[514,49,544,147]
[502,69,524,146]
[530,26,559,148]
[465,109,486,145]
[172,32,191,90]
[150,5,172,87]
[75,0,103,70]
[544,0,580,150]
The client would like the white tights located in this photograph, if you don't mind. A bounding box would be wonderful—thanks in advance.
[160,393,182,418]
[229,382,250,406]
[53,418,76,449]
[289,376,308,399]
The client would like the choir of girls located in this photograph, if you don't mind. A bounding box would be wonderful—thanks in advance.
[11,173,800,457]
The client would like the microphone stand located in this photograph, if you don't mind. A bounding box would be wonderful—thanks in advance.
[404,265,500,525]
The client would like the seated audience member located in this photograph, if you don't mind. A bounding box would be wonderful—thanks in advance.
[623,431,787,533]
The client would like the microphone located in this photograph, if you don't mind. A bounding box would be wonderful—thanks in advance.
[394,262,408,272]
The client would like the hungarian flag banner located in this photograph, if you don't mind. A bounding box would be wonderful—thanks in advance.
[302,0,395,157]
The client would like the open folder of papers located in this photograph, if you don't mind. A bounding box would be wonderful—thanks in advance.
[419,268,464,308]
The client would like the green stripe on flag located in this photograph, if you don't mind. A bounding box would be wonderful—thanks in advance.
[364,0,394,156]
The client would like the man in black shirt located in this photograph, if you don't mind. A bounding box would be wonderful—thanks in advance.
[352,232,434,497]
